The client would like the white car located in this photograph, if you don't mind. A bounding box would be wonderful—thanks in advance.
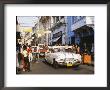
[45,46,82,68]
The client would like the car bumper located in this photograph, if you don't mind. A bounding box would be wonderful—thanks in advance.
[57,61,81,67]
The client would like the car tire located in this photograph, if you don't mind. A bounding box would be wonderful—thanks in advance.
[43,58,47,64]
[53,59,59,69]
[73,64,80,68]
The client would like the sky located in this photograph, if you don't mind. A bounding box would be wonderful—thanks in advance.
[17,16,38,27]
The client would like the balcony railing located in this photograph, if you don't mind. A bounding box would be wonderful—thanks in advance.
[50,18,65,31]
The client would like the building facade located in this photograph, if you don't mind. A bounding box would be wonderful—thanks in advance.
[71,16,94,52]
[49,16,66,45]
[35,16,67,46]
[66,16,75,45]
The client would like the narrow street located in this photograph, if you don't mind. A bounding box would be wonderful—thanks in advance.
[20,59,94,74]
[16,16,94,74]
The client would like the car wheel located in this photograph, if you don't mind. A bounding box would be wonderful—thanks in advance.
[74,64,80,67]
[73,64,80,70]
[43,58,47,64]
[53,59,59,69]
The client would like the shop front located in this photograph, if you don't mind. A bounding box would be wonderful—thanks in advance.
[74,25,94,53]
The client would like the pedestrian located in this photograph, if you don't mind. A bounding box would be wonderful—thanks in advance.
[77,45,80,54]
[16,50,20,74]
[28,45,33,62]
[72,44,77,53]
[74,44,79,54]
[18,50,22,68]
[20,44,23,53]
[31,46,34,62]
[36,46,39,63]
[22,45,30,72]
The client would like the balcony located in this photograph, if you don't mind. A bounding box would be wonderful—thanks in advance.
[60,17,65,23]
[50,18,65,31]
[71,16,94,31]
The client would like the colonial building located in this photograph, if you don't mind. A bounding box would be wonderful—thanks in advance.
[50,16,66,45]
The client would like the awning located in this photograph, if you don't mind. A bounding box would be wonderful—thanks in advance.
[52,37,61,42]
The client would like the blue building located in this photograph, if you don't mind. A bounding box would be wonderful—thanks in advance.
[66,16,75,45]
[71,16,94,52]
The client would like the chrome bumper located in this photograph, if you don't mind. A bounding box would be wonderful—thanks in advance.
[57,61,81,66]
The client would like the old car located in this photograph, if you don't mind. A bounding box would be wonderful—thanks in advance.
[45,46,82,68]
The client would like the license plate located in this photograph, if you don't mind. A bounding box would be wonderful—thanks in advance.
[67,63,72,66]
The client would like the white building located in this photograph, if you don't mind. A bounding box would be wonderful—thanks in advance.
[49,16,66,45]
[34,16,68,46]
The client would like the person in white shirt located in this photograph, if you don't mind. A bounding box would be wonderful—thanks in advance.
[28,45,33,62]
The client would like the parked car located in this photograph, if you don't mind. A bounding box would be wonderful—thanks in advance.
[45,46,82,68]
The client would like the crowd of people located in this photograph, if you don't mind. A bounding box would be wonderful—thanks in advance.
[16,43,49,74]
[71,43,94,64]
[16,43,33,73]
[72,44,94,54]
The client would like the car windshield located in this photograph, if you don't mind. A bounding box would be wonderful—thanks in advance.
[53,48,65,52]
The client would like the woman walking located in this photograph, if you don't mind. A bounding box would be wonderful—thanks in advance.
[22,45,30,72]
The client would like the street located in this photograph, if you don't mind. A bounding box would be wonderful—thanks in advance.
[16,16,94,75]
[20,59,94,74]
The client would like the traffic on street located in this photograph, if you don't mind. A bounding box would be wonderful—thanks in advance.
[16,16,94,74]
